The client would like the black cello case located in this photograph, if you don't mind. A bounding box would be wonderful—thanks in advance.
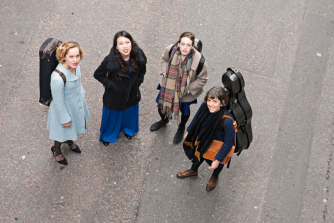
[222,68,253,155]
[39,38,62,106]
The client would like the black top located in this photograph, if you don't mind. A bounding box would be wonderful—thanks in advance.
[94,47,147,111]
[186,103,235,162]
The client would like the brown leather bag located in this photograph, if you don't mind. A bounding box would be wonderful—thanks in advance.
[203,115,237,164]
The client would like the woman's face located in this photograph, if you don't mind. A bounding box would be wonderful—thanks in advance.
[64,47,80,69]
[178,37,194,56]
[207,96,223,113]
[116,36,132,59]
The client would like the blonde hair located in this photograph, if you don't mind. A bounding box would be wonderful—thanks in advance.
[56,41,84,63]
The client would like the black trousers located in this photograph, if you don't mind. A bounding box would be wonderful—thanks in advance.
[190,159,224,177]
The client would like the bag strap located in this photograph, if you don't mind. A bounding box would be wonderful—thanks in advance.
[221,115,237,169]
[54,68,66,86]
[222,115,237,147]
[196,55,205,76]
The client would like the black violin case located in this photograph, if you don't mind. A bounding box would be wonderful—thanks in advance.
[39,38,62,106]
[222,68,253,155]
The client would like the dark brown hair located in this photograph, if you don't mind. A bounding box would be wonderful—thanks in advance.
[177,32,196,53]
[112,31,139,77]
[177,32,195,45]
[204,86,229,106]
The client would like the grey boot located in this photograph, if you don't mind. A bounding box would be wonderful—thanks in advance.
[150,119,169,131]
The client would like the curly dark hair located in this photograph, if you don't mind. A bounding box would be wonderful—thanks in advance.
[111,31,139,78]
[204,86,229,106]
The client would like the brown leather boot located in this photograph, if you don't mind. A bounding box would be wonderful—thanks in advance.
[206,176,219,191]
[176,169,198,178]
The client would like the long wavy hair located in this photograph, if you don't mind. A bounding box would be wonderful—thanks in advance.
[111,31,139,78]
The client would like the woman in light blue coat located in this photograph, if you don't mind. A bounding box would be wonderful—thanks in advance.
[47,41,90,165]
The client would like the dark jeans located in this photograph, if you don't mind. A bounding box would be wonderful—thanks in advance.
[191,159,224,177]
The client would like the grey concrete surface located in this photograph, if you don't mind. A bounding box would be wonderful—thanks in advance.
[0,0,53,111]
[0,0,334,222]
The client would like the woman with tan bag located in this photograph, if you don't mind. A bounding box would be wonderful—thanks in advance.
[176,86,236,191]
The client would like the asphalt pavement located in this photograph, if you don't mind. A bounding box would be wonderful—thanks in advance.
[0,0,334,222]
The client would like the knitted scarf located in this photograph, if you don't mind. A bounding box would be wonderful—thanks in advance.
[183,104,225,164]
[158,46,193,121]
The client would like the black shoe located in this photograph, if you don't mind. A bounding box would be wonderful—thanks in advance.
[101,140,109,146]
[51,146,68,165]
[70,144,81,153]
[124,133,132,139]
[150,119,169,131]
[173,126,185,144]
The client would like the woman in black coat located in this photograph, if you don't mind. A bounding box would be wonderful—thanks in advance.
[94,31,147,145]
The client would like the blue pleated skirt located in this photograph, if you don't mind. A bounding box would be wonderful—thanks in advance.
[99,103,139,143]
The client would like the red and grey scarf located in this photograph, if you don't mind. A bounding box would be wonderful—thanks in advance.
[158,46,194,121]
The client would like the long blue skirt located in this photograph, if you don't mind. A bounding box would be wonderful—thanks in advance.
[99,103,139,143]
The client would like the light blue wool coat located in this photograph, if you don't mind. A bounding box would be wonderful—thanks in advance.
[47,63,90,142]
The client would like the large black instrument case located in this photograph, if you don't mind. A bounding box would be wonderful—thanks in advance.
[222,68,253,155]
[39,38,62,106]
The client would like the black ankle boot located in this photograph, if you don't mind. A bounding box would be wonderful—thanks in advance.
[173,126,185,144]
[150,119,169,131]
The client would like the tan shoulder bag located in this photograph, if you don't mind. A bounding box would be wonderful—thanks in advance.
[203,115,237,164]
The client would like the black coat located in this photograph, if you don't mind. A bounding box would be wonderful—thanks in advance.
[94,47,147,111]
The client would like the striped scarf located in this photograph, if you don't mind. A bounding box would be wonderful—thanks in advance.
[158,46,193,121]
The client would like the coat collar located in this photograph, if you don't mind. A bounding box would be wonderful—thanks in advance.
[56,63,79,81]
[106,45,147,73]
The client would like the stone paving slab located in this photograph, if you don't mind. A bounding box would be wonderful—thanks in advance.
[299,15,334,222]
[0,0,52,111]
[237,13,285,78]
[260,11,334,223]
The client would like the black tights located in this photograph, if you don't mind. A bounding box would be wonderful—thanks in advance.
[158,107,190,128]
[158,107,168,121]
[190,159,224,178]
[53,140,74,154]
